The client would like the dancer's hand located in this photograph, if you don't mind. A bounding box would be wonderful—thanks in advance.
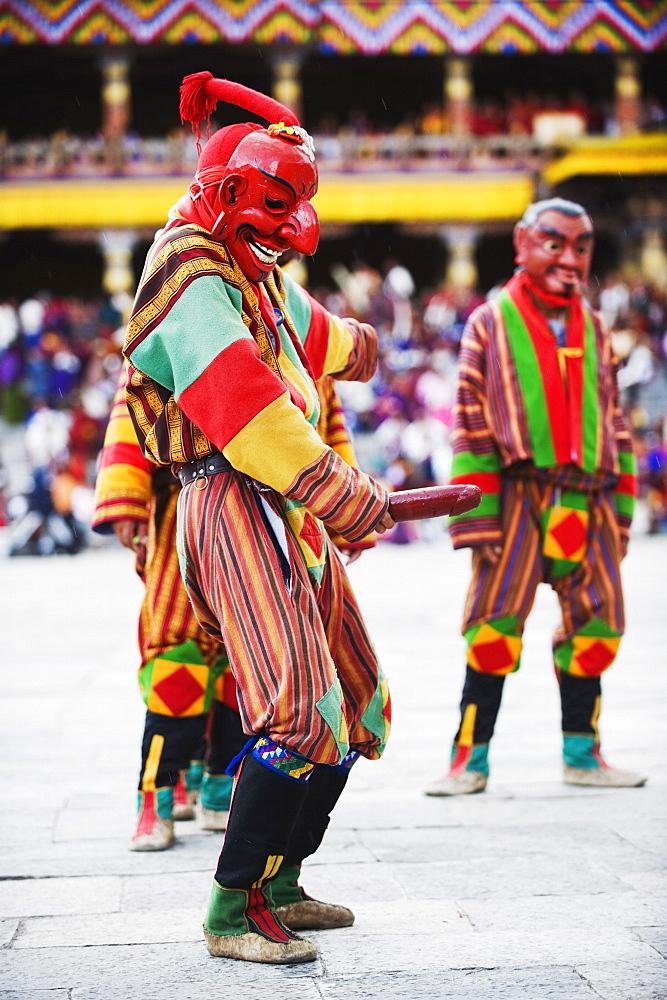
[113,519,147,560]
[478,543,503,566]
[374,510,396,535]
[344,548,364,565]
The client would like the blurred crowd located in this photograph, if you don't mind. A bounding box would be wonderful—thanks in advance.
[2,93,665,182]
[332,91,667,140]
[1,265,666,556]
[0,290,129,554]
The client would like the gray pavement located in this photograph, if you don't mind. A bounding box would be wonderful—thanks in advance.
[1,530,666,999]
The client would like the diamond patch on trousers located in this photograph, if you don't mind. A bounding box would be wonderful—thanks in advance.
[466,621,522,675]
[152,665,205,716]
[549,510,587,560]
[473,637,516,672]
[572,638,619,677]
[542,503,589,565]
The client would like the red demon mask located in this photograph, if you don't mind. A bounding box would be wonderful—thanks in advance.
[178,73,320,282]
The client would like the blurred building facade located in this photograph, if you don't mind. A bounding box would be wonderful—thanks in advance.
[1,1,666,543]
[0,0,665,297]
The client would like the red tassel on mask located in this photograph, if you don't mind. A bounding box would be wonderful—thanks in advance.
[180,71,219,147]
[180,71,299,143]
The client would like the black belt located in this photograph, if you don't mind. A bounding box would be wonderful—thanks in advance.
[176,452,233,487]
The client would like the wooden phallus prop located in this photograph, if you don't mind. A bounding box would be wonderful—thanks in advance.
[388,484,481,522]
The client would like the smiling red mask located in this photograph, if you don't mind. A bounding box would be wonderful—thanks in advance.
[213,131,319,282]
[176,72,320,283]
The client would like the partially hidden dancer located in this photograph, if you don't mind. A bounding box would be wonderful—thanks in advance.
[122,71,395,964]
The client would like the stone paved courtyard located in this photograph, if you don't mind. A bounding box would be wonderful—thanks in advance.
[1,531,665,999]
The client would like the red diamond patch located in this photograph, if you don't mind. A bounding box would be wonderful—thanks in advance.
[154,665,205,715]
[473,637,516,673]
[575,641,616,676]
[299,512,324,559]
[551,511,587,559]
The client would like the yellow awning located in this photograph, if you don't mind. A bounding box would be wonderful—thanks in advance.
[314,172,535,224]
[0,171,535,229]
[542,133,667,187]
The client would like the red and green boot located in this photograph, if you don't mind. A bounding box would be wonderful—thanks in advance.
[129,787,175,852]
[203,881,316,965]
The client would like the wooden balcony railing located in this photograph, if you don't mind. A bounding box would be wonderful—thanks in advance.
[0,131,556,182]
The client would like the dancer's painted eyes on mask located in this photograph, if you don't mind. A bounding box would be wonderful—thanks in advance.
[265,197,289,213]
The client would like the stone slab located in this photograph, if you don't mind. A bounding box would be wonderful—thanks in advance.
[13,909,203,949]
[120,870,212,912]
[434,787,666,831]
[0,993,70,1000]
[0,921,19,949]
[317,927,656,976]
[620,871,667,895]
[0,876,121,919]
[53,807,130,842]
[577,955,667,1000]
[318,967,598,999]
[459,892,665,933]
[72,985,323,1000]
[0,942,321,991]
[632,927,667,960]
[341,898,473,935]
[2,809,61,831]
[358,819,648,868]
[391,854,623,900]
[0,834,223,880]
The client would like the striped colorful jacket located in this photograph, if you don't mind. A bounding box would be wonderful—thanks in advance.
[123,222,387,544]
[449,278,638,549]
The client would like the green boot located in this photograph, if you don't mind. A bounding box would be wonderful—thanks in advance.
[269,863,354,930]
[269,761,357,930]
[185,760,204,794]
[559,673,646,787]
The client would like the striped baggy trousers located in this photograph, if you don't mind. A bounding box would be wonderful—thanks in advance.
[451,475,626,763]
[463,476,625,665]
[177,470,390,767]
